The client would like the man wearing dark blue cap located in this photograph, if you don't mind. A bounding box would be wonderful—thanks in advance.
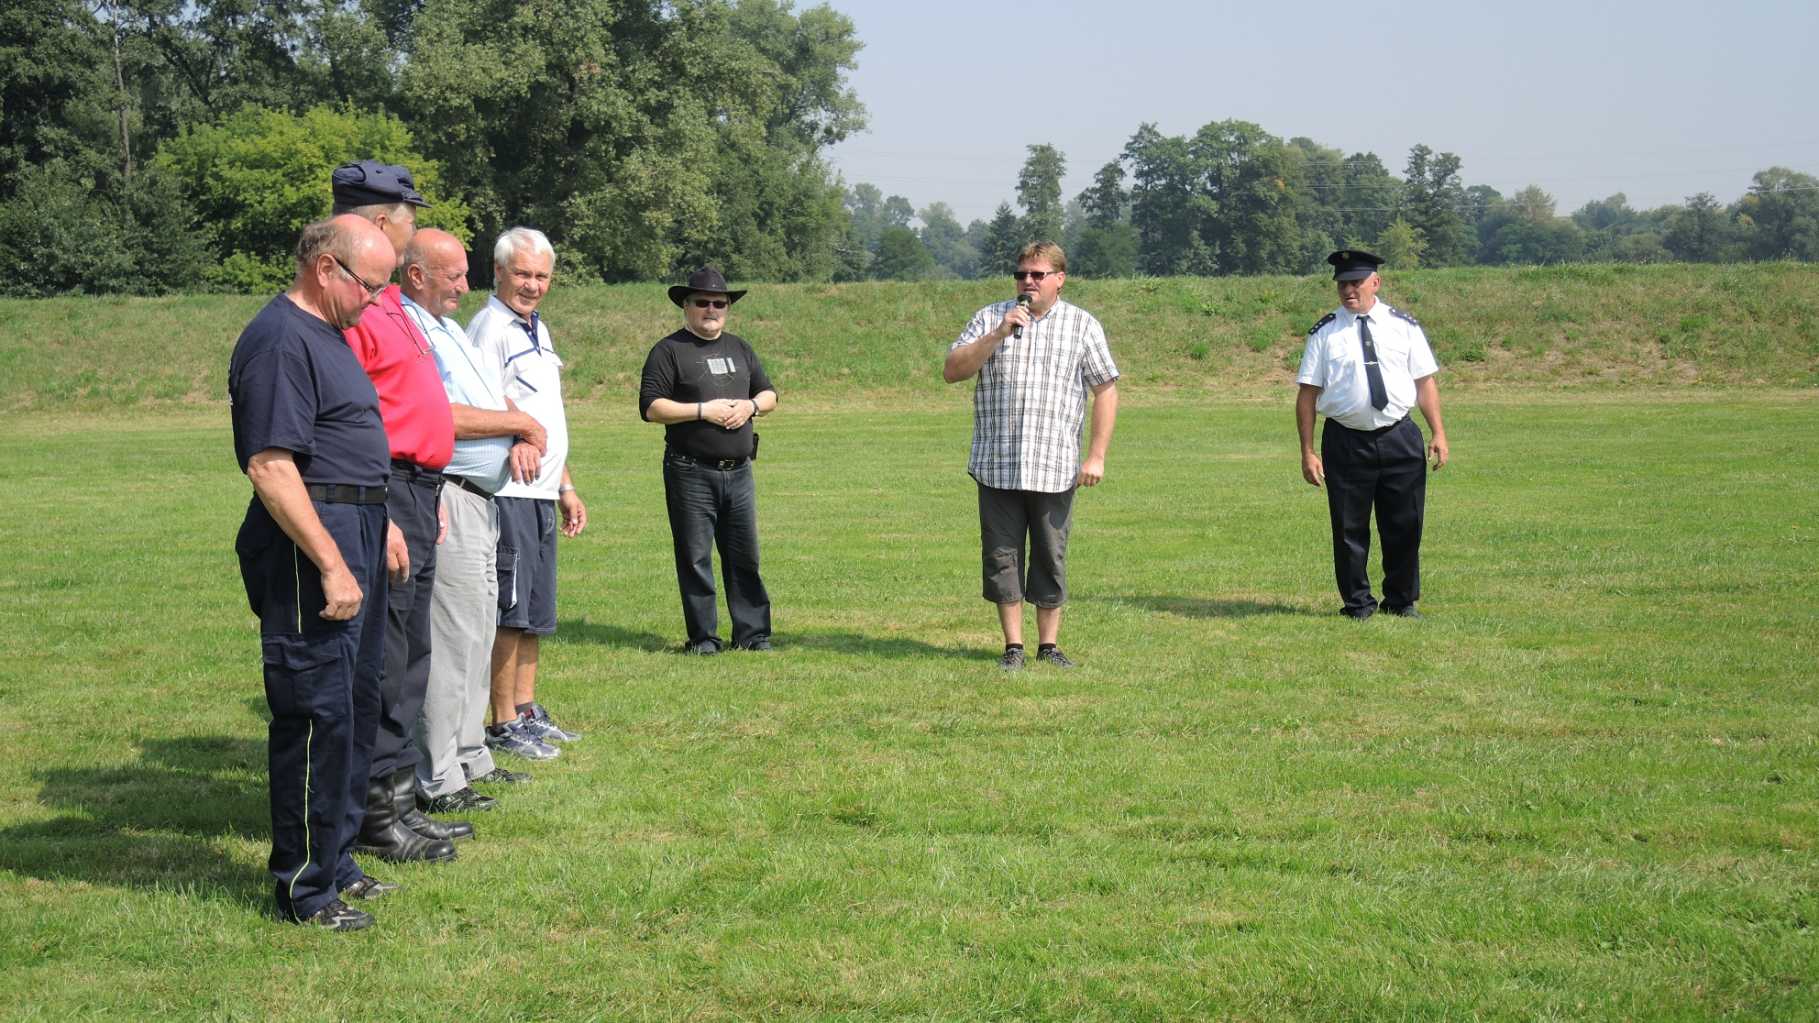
[1295,250,1450,619]
[638,267,778,654]
[330,159,468,862]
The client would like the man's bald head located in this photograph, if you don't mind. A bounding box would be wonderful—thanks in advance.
[292,214,396,328]
[401,228,471,318]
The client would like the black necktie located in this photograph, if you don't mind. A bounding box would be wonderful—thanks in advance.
[1358,314,1388,411]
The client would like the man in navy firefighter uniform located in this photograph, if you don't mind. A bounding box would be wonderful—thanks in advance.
[1296,249,1450,620]
[230,215,402,931]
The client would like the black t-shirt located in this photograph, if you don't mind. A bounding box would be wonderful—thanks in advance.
[229,294,390,486]
[638,329,774,461]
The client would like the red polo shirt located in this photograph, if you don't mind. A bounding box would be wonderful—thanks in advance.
[344,284,455,470]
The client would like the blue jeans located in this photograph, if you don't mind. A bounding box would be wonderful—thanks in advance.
[662,451,771,648]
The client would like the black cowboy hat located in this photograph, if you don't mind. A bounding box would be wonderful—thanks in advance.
[668,266,748,307]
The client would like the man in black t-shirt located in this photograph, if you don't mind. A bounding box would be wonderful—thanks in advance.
[228,215,400,932]
[638,267,778,653]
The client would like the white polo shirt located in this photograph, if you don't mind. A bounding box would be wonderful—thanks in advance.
[467,295,568,500]
[1296,300,1438,430]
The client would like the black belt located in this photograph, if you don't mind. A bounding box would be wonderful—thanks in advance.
[447,475,495,500]
[307,483,389,505]
[666,448,748,471]
[1330,414,1409,437]
[390,459,444,488]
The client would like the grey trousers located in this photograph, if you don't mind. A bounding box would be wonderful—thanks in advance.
[417,483,500,797]
[977,481,1076,608]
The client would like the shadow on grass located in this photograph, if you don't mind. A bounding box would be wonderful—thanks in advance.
[1100,594,1307,619]
[0,735,270,911]
[782,630,981,661]
[554,617,671,651]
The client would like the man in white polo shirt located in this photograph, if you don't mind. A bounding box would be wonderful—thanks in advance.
[466,227,586,761]
[400,229,548,814]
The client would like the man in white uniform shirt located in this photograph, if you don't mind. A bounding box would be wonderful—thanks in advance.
[1296,249,1450,620]
[466,227,586,760]
[401,229,548,814]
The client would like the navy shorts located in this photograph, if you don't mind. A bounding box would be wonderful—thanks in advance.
[495,495,558,635]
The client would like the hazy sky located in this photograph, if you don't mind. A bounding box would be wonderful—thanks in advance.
[821,0,1819,226]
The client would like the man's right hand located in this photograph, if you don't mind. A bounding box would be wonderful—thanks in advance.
[1301,451,1325,488]
[320,566,364,620]
[999,304,1031,339]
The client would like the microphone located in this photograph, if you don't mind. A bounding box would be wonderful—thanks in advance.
[1013,294,1030,339]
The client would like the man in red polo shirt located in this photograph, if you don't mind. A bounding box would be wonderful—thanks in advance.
[332,159,469,863]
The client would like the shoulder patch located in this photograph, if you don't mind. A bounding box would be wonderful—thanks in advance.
[1387,306,1420,327]
[1306,312,1336,335]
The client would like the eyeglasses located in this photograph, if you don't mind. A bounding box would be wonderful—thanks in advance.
[330,254,388,298]
[691,298,729,309]
[1013,270,1058,282]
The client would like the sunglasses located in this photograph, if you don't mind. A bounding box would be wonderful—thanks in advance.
[691,298,729,309]
[1012,270,1057,281]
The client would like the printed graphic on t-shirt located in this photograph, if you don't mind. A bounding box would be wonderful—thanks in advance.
[706,356,735,375]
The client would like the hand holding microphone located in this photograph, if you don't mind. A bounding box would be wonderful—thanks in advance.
[1011,293,1031,339]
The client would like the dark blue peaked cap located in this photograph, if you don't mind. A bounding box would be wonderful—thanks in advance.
[332,160,430,209]
[1327,249,1384,281]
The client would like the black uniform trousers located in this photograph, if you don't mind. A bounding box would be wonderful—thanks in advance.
[662,450,771,648]
[236,496,388,922]
[1321,416,1426,617]
[370,462,439,780]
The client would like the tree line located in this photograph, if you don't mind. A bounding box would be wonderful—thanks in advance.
[4,1,1815,298]
[846,132,1819,282]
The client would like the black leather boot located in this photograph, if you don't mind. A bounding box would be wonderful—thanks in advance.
[394,767,473,841]
[353,771,457,863]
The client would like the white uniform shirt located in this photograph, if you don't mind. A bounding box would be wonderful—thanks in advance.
[468,295,568,500]
[1295,301,1438,430]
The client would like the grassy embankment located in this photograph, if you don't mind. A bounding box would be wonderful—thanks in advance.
[3,262,1816,412]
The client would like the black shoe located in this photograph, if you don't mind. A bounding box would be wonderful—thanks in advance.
[293,899,373,931]
[1383,605,1423,619]
[684,639,722,655]
[353,772,458,864]
[341,875,400,901]
[998,647,1026,671]
[468,766,531,786]
[421,787,497,814]
[737,638,773,651]
[1340,608,1375,621]
[1035,646,1076,669]
[389,768,472,841]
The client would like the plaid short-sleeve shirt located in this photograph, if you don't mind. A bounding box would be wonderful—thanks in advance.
[952,298,1120,493]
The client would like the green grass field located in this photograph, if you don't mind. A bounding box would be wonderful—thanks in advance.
[2,389,1815,1020]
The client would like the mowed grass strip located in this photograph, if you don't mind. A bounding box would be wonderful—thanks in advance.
[0,393,1815,1021]
[4,262,1818,412]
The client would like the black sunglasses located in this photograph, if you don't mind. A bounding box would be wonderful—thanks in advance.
[1012,270,1057,281]
[691,298,729,309]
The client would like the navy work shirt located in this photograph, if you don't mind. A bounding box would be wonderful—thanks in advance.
[638,329,774,462]
[229,295,390,485]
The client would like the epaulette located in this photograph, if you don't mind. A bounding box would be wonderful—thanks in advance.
[1306,312,1336,335]
[1387,305,1420,327]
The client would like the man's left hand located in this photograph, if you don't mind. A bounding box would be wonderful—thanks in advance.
[1077,456,1106,488]
[1428,431,1450,471]
[559,489,588,538]
[385,520,410,583]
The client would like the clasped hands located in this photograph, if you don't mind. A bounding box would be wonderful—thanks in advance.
[701,398,757,430]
